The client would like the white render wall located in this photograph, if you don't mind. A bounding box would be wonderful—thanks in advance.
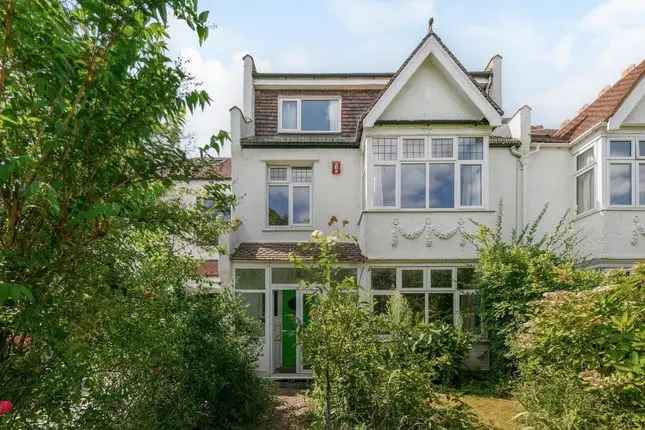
[230,146,364,243]
[380,57,482,122]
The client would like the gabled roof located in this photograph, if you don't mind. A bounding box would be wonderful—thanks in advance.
[555,60,645,142]
[362,30,503,128]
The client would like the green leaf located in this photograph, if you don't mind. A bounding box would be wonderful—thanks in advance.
[0,283,34,305]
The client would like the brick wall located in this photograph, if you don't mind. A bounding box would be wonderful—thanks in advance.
[254,89,382,138]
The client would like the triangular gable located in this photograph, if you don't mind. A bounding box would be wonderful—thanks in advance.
[363,32,503,128]
[379,56,483,122]
[608,74,645,129]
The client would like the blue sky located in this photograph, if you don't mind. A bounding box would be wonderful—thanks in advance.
[167,0,645,155]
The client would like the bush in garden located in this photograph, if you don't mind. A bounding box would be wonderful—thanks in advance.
[512,265,644,429]
[0,232,271,430]
[293,225,478,430]
[465,204,605,380]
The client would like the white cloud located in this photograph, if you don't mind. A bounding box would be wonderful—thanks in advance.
[329,0,435,35]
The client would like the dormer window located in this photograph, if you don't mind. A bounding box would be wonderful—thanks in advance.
[278,97,340,133]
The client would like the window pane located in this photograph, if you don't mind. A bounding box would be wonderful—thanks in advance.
[238,292,266,332]
[402,139,425,159]
[457,267,477,290]
[401,270,423,289]
[401,164,426,208]
[609,164,632,205]
[371,268,396,290]
[281,100,297,130]
[235,269,265,290]
[459,294,481,334]
[332,268,357,284]
[373,165,396,207]
[460,165,482,206]
[403,293,425,321]
[268,185,289,225]
[291,167,312,183]
[458,137,483,160]
[640,141,645,158]
[640,164,645,205]
[428,163,454,208]
[432,138,453,158]
[576,169,595,214]
[373,295,389,315]
[428,294,454,325]
[272,268,298,284]
[609,140,631,157]
[269,167,288,182]
[576,148,595,171]
[431,269,452,289]
[373,138,398,161]
[293,186,311,224]
[301,100,338,131]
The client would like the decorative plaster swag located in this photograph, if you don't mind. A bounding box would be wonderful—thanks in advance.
[391,218,467,248]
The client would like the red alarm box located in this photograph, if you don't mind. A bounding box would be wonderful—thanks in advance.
[332,161,341,175]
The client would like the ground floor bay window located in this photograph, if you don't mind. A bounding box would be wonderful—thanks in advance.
[370,266,482,335]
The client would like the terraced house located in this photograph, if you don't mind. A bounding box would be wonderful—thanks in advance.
[211,21,645,378]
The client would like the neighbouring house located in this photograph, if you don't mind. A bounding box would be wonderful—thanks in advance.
[211,20,645,378]
[175,157,232,286]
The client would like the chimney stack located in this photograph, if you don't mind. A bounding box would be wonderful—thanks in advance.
[485,55,503,109]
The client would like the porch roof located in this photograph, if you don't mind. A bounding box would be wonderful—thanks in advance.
[231,242,366,263]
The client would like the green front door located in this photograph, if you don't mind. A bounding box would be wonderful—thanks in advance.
[281,290,297,370]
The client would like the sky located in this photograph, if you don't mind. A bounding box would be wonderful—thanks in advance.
[167,0,645,156]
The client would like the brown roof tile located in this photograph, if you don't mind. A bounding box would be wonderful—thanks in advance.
[189,158,231,180]
[555,60,645,142]
[231,242,366,263]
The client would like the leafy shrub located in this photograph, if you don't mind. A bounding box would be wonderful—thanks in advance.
[466,204,604,380]
[0,233,271,429]
[512,265,645,429]
[294,227,478,429]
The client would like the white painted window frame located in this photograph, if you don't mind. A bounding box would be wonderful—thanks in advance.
[277,96,342,134]
[574,143,597,215]
[266,165,314,228]
[368,265,480,333]
[368,136,488,210]
[605,137,645,208]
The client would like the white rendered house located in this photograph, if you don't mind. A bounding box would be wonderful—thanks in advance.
[218,22,645,378]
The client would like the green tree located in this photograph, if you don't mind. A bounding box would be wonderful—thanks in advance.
[0,1,270,427]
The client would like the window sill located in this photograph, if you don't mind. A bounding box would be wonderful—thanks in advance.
[574,207,645,222]
[277,131,341,135]
[262,226,315,232]
[363,208,496,214]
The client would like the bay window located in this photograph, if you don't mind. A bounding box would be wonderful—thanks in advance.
[575,146,596,214]
[607,138,645,207]
[278,97,340,133]
[267,166,312,227]
[235,268,267,333]
[370,266,482,335]
[370,136,486,209]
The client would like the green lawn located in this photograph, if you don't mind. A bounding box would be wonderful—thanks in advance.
[268,387,525,429]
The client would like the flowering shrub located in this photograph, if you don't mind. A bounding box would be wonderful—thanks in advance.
[512,265,645,429]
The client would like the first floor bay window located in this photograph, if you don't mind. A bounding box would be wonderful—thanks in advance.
[607,138,645,207]
[575,146,596,214]
[267,166,312,226]
[370,136,486,209]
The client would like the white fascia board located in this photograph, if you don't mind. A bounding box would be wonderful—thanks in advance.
[363,36,502,128]
[254,78,389,89]
[607,77,645,130]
